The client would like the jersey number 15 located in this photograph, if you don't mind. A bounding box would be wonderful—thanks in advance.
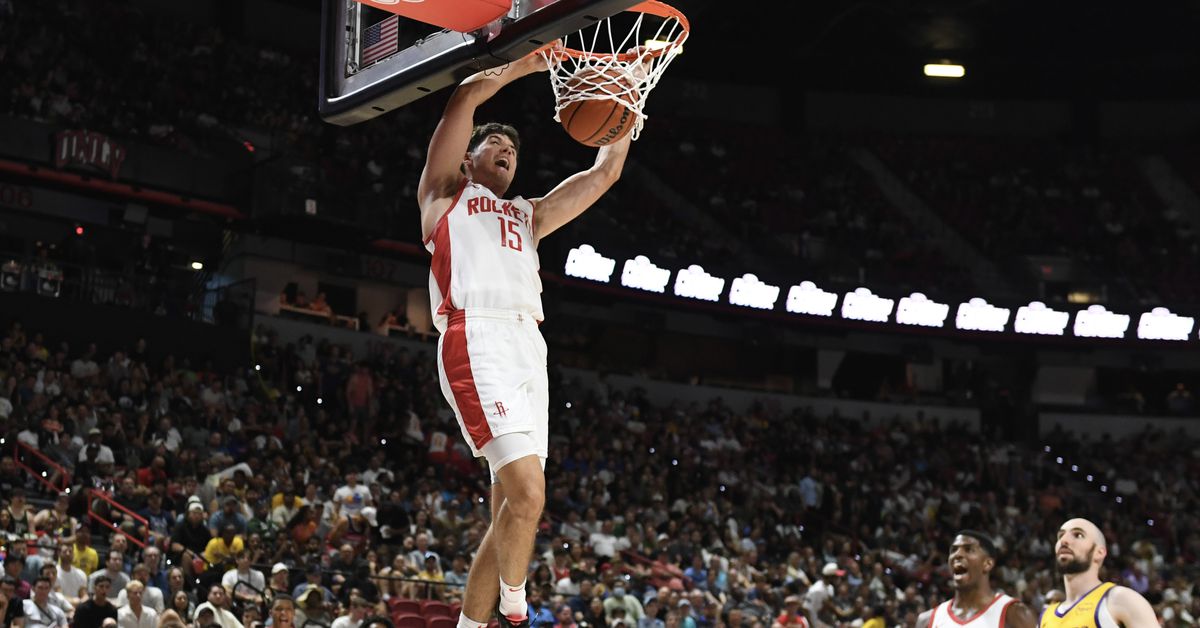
[498,217,523,252]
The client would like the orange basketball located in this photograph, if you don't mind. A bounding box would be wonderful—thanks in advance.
[559,69,638,147]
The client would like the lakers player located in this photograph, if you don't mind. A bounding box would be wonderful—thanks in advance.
[917,531,1036,628]
[1040,518,1158,628]
[417,45,632,628]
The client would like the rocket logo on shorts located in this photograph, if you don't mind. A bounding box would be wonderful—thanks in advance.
[493,401,508,418]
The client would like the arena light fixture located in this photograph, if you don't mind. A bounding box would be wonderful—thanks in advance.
[841,287,895,323]
[565,244,616,283]
[1137,307,1194,340]
[924,63,965,78]
[673,264,725,302]
[729,274,780,310]
[786,281,838,317]
[896,292,949,328]
[621,255,671,293]
[1014,301,1069,336]
[1074,305,1130,339]
[190,261,204,270]
[955,297,1010,332]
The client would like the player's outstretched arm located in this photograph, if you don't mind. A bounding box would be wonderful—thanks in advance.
[1003,602,1037,628]
[531,131,632,239]
[1107,586,1158,628]
[417,50,552,238]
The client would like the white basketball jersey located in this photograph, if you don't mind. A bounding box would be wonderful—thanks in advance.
[929,594,1016,628]
[424,180,543,332]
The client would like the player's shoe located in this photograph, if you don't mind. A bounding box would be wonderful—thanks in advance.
[496,602,530,628]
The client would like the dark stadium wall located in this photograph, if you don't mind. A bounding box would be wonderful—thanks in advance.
[646,78,781,124]
[128,0,318,54]
[0,291,249,371]
[805,92,1072,136]
[1099,101,1200,138]
[803,92,1200,138]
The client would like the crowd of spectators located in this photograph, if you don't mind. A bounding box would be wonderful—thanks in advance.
[874,136,1200,304]
[0,0,317,159]
[2,315,1198,628]
[639,123,972,296]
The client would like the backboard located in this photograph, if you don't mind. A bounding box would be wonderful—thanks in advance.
[319,0,641,126]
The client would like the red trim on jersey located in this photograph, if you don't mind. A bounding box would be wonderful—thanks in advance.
[428,180,467,316]
[442,314,493,449]
[928,604,938,628]
[944,594,1004,626]
[423,179,469,245]
[998,599,1015,628]
[430,217,454,316]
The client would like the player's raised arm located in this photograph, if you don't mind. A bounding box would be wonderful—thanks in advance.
[418,50,551,238]
[1106,586,1159,628]
[530,131,631,240]
[1003,602,1037,628]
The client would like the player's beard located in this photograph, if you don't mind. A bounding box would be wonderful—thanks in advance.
[1056,545,1094,575]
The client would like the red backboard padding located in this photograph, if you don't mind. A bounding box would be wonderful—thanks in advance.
[355,0,512,32]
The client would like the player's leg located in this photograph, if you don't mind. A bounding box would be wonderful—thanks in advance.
[438,330,502,628]
[488,320,550,623]
[493,453,545,621]
[443,315,548,626]
[458,481,504,627]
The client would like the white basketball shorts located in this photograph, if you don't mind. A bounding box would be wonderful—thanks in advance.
[437,308,549,472]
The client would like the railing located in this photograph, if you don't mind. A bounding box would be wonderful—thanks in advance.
[11,439,70,493]
[87,488,150,549]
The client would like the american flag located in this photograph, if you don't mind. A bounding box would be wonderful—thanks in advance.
[361,14,399,66]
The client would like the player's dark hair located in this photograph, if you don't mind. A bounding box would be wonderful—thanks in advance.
[469,123,521,154]
[956,530,997,558]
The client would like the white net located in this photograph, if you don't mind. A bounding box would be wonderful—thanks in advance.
[539,1,689,142]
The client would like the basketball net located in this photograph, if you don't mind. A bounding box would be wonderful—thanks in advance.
[540,1,689,142]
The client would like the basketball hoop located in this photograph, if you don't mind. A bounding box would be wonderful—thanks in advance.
[540,1,689,142]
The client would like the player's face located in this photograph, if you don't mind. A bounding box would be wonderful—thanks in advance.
[948,535,992,590]
[1055,526,1097,574]
[468,134,518,189]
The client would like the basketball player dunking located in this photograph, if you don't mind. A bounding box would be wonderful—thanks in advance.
[1040,518,1158,628]
[417,46,633,628]
[917,531,1037,628]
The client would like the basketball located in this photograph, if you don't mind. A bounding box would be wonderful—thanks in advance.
[559,69,638,147]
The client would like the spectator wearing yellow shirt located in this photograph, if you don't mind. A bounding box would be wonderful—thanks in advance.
[861,605,885,628]
[416,553,446,600]
[270,486,304,528]
[203,525,244,571]
[73,525,100,576]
